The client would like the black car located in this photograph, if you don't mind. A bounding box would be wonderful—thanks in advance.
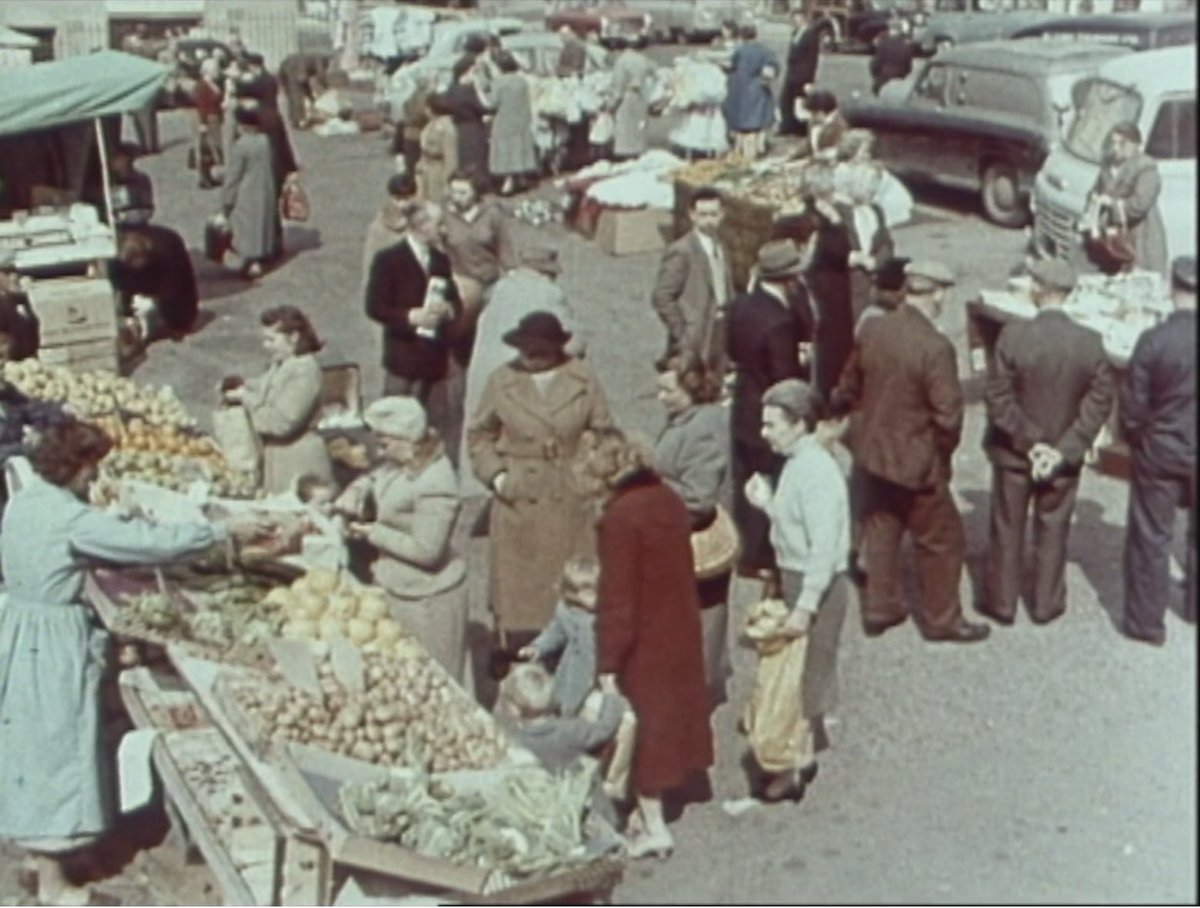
[1010,11,1197,52]
[809,0,924,53]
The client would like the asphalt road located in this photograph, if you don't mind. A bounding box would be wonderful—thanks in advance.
[0,46,1193,906]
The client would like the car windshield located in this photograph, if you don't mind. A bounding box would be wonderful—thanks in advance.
[1065,78,1142,163]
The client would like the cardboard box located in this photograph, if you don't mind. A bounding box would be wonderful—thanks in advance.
[38,337,119,373]
[27,277,118,346]
[594,207,670,257]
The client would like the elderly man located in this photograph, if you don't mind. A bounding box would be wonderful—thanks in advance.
[833,261,989,643]
[458,246,585,496]
[651,186,735,375]
[726,240,814,585]
[981,258,1113,626]
[744,378,851,802]
[1121,256,1197,645]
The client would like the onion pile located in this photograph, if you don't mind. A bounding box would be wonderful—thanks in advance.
[2,360,195,427]
[271,569,414,659]
[229,650,510,773]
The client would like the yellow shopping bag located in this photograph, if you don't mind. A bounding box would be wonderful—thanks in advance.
[742,599,809,775]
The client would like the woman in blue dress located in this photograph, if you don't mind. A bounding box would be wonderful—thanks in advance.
[722,25,780,161]
[0,421,263,905]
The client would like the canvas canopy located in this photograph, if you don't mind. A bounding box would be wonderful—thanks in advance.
[0,50,169,138]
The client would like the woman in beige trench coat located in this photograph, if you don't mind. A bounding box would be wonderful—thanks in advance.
[334,396,470,684]
[467,312,611,648]
[223,306,332,494]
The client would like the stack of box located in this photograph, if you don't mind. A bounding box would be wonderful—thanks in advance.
[26,276,119,373]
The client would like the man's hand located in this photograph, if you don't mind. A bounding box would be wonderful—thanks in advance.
[744,473,772,510]
[1028,443,1063,482]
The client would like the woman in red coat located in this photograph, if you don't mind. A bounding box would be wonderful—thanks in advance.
[576,427,714,860]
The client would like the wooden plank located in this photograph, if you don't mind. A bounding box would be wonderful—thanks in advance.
[153,730,269,906]
[279,832,333,907]
[118,667,210,733]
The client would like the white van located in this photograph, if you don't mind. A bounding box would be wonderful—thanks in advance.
[1031,44,1196,267]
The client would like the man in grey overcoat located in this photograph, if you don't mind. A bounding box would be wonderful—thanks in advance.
[651,187,735,376]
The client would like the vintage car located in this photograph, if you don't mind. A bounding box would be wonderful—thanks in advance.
[845,40,1129,226]
[544,0,652,48]
[360,9,525,69]
[633,0,755,44]
[911,0,1060,56]
[807,0,926,53]
[1011,11,1197,52]
[380,30,609,115]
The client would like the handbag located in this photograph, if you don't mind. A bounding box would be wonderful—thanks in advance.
[279,176,311,222]
[690,505,740,580]
[1085,199,1137,273]
[204,216,232,264]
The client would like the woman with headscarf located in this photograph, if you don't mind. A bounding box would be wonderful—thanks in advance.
[334,397,469,683]
[467,312,611,654]
[574,426,713,859]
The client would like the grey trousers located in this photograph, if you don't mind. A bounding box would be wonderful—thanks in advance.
[986,466,1080,622]
[778,570,852,719]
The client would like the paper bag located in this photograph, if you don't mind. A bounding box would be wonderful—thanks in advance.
[212,404,262,479]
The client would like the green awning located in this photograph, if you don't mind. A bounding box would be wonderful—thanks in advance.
[0,50,169,138]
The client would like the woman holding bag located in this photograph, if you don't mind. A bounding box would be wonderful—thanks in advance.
[653,354,735,710]
[220,305,332,494]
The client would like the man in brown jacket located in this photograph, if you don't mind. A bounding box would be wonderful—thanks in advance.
[833,261,989,643]
[651,187,736,375]
[981,258,1113,625]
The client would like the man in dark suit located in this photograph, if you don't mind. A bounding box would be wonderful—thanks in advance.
[869,18,914,96]
[1121,255,1196,645]
[833,261,989,643]
[726,240,813,584]
[242,53,280,109]
[981,258,1113,626]
[780,6,822,137]
[365,201,462,435]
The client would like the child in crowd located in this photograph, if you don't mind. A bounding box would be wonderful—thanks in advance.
[516,556,637,801]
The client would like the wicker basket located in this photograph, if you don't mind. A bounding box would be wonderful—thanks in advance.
[691,505,740,579]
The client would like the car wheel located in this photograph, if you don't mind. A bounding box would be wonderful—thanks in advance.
[981,162,1029,229]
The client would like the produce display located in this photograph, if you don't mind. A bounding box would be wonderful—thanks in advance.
[339,763,595,877]
[272,569,410,657]
[2,360,195,427]
[227,648,510,773]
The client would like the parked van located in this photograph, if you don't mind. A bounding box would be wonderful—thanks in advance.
[1032,44,1196,267]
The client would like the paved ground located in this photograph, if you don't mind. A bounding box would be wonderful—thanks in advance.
[0,48,1193,906]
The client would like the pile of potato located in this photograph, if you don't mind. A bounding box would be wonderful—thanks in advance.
[270,569,418,659]
[2,360,195,427]
[230,649,510,773]
[89,449,258,503]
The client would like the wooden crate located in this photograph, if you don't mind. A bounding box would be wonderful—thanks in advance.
[38,337,120,373]
[26,276,117,347]
[594,207,671,257]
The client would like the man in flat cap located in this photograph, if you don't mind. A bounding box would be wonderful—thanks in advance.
[832,260,989,642]
[727,240,813,588]
[980,257,1113,626]
[1121,255,1196,645]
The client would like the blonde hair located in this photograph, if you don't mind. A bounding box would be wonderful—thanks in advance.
[573,427,656,503]
[501,663,555,719]
[559,555,600,606]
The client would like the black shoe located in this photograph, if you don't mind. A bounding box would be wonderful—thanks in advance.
[761,771,805,803]
[863,614,906,637]
[1122,624,1165,647]
[798,761,818,786]
[924,620,991,643]
[977,604,1015,626]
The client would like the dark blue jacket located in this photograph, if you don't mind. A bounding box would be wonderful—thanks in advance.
[1121,309,1196,476]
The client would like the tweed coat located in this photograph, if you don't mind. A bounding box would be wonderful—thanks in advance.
[1091,150,1168,277]
[650,229,735,373]
[834,304,963,491]
[220,131,279,262]
[984,308,1114,473]
[489,72,538,177]
[242,353,333,494]
[467,358,612,634]
[458,268,583,497]
[596,471,714,796]
[654,403,728,525]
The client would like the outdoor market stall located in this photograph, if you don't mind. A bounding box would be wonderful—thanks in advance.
[2,360,623,905]
[965,269,1172,481]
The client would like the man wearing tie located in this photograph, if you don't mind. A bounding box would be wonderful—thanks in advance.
[651,187,736,376]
